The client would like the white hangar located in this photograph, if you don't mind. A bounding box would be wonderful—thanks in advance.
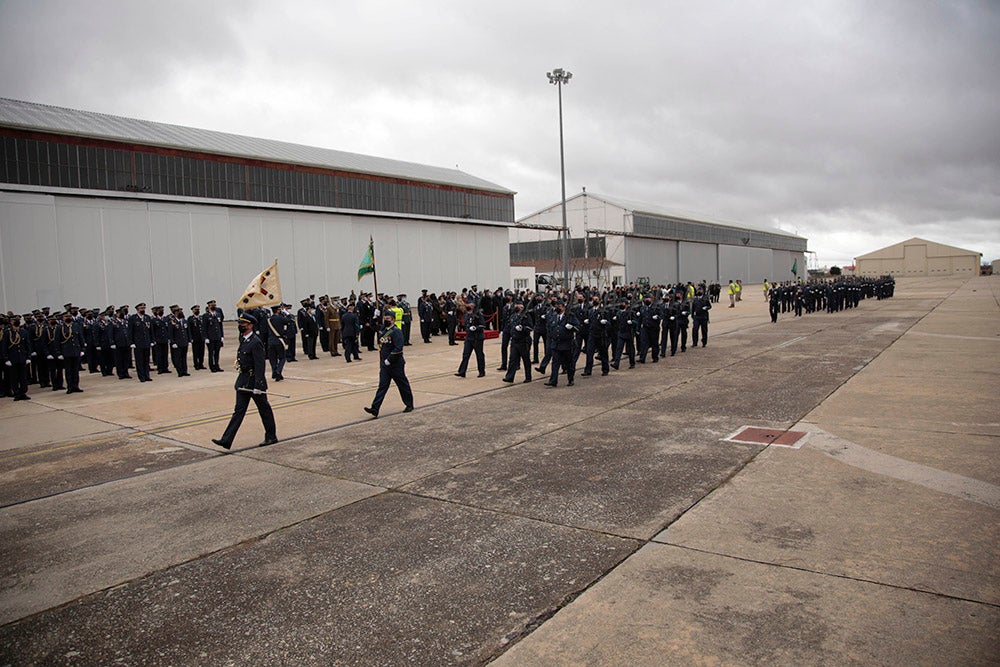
[510,191,808,287]
[0,98,515,312]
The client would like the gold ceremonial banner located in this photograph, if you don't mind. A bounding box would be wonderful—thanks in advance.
[236,259,282,310]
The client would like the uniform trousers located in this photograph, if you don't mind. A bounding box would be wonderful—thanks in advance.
[371,359,413,413]
[457,337,485,375]
[692,320,708,347]
[207,341,222,372]
[134,346,152,381]
[191,338,206,369]
[503,340,532,381]
[220,388,276,444]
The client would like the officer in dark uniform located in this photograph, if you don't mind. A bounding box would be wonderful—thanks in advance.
[58,311,85,393]
[398,294,413,345]
[637,296,661,363]
[544,300,579,387]
[27,312,50,388]
[1,314,33,400]
[676,292,690,352]
[691,288,712,347]
[266,305,288,381]
[444,293,459,345]
[42,314,65,390]
[298,299,318,360]
[455,304,486,377]
[583,297,611,376]
[364,310,414,418]
[150,306,171,374]
[128,303,154,382]
[168,306,191,376]
[612,299,636,370]
[501,302,533,383]
[111,308,132,379]
[418,293,434,345]
[769,284,781,323]
[95,308,114,376]
[212,313,277,449]
[203,300,225,372]
[340,303,360,362]
[188,304,206,370]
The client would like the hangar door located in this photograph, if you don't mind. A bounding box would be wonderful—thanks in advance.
[904,243,927,275]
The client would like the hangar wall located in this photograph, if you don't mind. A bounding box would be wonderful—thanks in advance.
[0,191,510,312]
[623,237,678,284]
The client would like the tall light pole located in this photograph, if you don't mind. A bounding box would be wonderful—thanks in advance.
[547,67,572,291]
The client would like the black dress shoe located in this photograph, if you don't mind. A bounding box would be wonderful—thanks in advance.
[501,377,514,383]
[567,380,574,386]
[258,437,278,447]
[523,378,532,383]
[363,406,378,418]
[580,372,592,376]
[211,438,232,450]
[496,366,506,371]
[543,381,556,387]
[403,406,414,413]
[454,372,465,377]
[477,372,486,377]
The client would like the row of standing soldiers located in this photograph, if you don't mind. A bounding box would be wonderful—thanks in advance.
[0,301,227,400]
[767,276,895,322]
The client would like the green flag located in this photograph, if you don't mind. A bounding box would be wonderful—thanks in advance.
[791,258,798,276]
[357,239,375,281]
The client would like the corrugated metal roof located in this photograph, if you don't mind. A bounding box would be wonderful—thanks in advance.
[519,191,804,240]
[0,97,513,194]
[583,192,805,240]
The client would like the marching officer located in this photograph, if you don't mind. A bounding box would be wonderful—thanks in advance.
[545,300,579,387]
[455,303,486,378]
[266,305,289,381]
[212,313,278,449]
[582,297,611,377]
[363,309,414,419]
[501,302,533,383]
[691,287,712,347]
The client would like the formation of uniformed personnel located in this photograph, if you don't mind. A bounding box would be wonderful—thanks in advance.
[766,275,894,322]
[364,309,414,419]
[212,313,277,449]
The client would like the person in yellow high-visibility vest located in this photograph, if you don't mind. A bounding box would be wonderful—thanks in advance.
[735,279,742,302]
[686,282,695,300]
[727,281,736,308]
[388,300,404,331]
[763,280,771,301]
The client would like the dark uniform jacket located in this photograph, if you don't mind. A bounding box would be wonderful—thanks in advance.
[128,313,153,348]
[235,332,268,392]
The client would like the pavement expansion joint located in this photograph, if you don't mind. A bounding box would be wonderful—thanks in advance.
[657,542,1000,610]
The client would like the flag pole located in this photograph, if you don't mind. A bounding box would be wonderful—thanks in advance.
[370,236,380,304]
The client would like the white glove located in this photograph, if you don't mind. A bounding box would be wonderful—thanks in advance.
[384,358,390,366]
[583,319,590,324]
[515,325,523,331]
[31,352,37,357]
[448,311,454,316]
[25,358,31,365]
[4,361,10,367]
[172,343,178,349]
[565,323,573,330]
[670,316,675,320]
[47,355,54,360]
[97,346,101,350]
[600,319,608,325]
[111,344,117,349]
[703,306,708,310]
[627,320,633,325]
[205,339,210,344]
[130,344,136,349]
[541,315,546,320]
[57,355,64,360]
[468,326,476,331]
[653,315,659,320]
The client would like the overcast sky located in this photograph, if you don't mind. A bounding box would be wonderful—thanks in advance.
[2,0,998,266]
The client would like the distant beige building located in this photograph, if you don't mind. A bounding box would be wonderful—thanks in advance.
[855,237,981,278]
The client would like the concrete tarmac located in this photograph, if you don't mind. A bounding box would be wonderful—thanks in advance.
[1,277,997,665]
